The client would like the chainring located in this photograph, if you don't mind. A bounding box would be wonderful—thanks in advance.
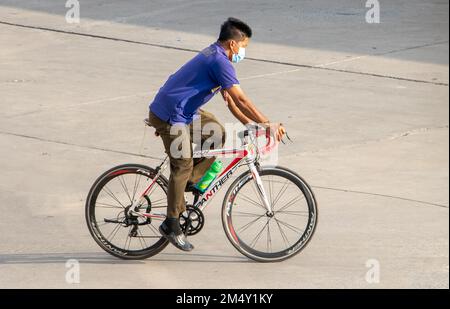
[179,205,205,236]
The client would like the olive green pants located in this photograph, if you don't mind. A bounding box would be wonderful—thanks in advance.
[148,110,226,218]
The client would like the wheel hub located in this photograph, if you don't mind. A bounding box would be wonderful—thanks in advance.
[266,211,274,217]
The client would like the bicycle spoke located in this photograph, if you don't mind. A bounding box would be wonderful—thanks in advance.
[150,200,167,207]
[274,218,291,248]
[236,192,266,211]
[117,175,133,204]
[236,214,266,233]
[145,197,166,206]
[146,222,161,236]
[275,194,305,213]
[136,228,146,249]
[139,228,150,249]
[249,219,271,248]
[106,223,122,242]
[233,211,263,217]
[124,227,132,250]
[146,200,168,208]
[103,185,126,209]
[258,179,295,185]
[271,179,290,209]
[274,217,304,234]
[276,210,309,216]
[96,202,124,209]
[96,205,122,210]
[267,219,272,253]
[131,173,143,203]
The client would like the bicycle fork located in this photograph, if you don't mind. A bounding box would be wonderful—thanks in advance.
[248,161,273,215]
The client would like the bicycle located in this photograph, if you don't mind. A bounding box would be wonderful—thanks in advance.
[85,121,318,262]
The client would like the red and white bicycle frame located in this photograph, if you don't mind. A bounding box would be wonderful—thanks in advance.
[129,127,278,219]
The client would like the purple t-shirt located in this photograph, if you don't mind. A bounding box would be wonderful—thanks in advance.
[149,42,239,124]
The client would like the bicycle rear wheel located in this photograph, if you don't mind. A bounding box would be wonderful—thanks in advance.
[221,166,318,262]
[85,164,169,259]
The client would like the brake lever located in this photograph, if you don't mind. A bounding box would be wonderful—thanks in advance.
[286,131,292,142]
[280,131,292,144]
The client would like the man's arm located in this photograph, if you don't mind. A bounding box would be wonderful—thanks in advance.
[221,89,251,125]
[221,86,286,141]
[224,85,269,124]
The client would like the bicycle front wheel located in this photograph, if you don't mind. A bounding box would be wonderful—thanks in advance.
[221,166,318,262]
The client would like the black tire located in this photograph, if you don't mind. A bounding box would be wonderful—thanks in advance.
[85,164,169,260]
[221,166,318,262]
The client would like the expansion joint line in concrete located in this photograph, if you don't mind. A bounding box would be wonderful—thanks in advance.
[0,21,448,87]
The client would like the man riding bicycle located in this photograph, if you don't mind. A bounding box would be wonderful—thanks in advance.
[148,17,286,251]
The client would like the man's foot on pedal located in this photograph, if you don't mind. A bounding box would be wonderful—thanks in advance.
[159,218,194,252]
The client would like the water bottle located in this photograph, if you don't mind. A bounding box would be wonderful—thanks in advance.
[194,161,223,192]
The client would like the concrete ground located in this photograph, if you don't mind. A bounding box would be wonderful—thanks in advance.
[0,1,448,288]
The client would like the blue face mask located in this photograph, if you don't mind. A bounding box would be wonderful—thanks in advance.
[232,46,246,63]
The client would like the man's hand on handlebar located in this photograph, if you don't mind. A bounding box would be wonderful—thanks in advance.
[243,121,290,144]
[265,122,286,142]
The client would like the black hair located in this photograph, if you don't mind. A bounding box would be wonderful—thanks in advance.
[218,17,252,42]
